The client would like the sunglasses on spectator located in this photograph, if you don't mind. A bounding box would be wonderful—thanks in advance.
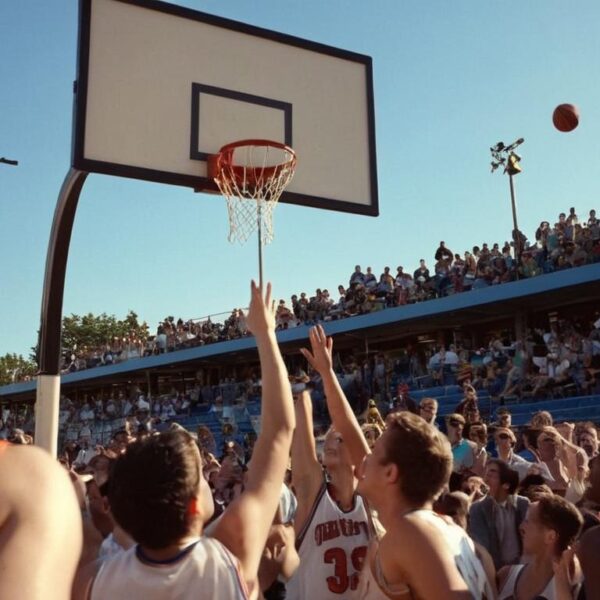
[497,433,512,440]
[449,420,463,428]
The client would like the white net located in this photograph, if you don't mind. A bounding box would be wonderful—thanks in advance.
[213,142,296,245]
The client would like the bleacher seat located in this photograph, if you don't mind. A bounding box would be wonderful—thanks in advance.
[492,395,600,426]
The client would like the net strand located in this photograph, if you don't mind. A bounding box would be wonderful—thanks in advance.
[213,143,296,245]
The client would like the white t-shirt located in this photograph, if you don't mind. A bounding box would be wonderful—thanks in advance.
[91,537,249,600]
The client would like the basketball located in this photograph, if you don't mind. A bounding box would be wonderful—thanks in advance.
[552,103,579,132]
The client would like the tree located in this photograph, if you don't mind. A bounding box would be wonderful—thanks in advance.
[0,353,37,386]
[61,311,149,353]
[30,311,149,367]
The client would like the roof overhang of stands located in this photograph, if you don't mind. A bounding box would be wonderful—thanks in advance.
[3,263,600,402]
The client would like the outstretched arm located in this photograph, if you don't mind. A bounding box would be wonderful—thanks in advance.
[291,390,324,536]
[214,282,295,589]
[301,325,370,469]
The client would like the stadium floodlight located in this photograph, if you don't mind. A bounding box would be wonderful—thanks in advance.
[490,137,525,278]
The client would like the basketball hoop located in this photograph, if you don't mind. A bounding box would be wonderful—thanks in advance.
[209,139,297,245]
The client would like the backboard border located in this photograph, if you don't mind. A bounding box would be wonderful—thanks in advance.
[72,0,379,217]
[190,83,293,162]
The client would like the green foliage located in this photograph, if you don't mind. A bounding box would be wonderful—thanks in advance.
[0,353,37,386]
[60,310,149,353]
[29,311,149,367]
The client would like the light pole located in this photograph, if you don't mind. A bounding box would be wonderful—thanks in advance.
[490,138,524,277]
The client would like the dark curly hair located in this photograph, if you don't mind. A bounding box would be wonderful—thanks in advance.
[108,430,200,549]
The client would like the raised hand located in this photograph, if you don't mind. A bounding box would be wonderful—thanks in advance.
[244,280,276,338]
[300,325,334,375]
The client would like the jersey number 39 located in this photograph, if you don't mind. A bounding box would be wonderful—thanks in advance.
[324,546,368,594]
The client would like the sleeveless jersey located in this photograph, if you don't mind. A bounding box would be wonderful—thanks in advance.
[358,510,490,600]
[498,564,558,600]
[286,483,372,600]
[90,536,249,600]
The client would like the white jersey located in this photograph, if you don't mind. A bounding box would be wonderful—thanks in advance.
[358,510,490,600]
[90,536,249,600]
[498,564,558,600]
[286,483,372,600]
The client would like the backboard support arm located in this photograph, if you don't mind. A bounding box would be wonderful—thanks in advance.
[35,168,88,456]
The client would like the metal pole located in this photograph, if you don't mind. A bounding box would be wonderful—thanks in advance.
[35,168,88,456]
[509,174,520,281]
[257,202,263,288]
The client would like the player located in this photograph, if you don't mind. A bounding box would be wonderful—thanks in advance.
[0,441,83,599]
[301,325,489,599]
[286,386,373,599]
[74,282,295,599]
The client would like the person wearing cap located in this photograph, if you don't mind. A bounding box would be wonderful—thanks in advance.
[445,413,477,473]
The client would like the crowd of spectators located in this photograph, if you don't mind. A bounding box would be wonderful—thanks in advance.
[38,206,599,377]
[3,289,600,600]
[5,309,599,450]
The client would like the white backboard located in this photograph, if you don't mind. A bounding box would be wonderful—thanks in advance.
[73,0,378,215]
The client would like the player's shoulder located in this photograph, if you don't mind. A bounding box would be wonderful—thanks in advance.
[0,443,73,497]
[386,510,451,546]
[379,513,462,571]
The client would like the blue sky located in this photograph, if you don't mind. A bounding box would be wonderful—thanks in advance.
[1,0,600,358]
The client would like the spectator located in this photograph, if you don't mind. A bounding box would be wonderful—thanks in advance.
[361,422,382,449]
[413,258,431,286]
[434,240,453,262]
[465,422,488,476]
[418,397,438,425]
[445,413,477,473]
[276,299,294,329]
[433,257,452,297]
[576,422,599,458]
[493,426,552,483]
[363,266,377,289]
[468,459,529,569]
[73,436,97,469]
[497,494,583,599]
[349,265,364,287]
[464,250,477,282]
